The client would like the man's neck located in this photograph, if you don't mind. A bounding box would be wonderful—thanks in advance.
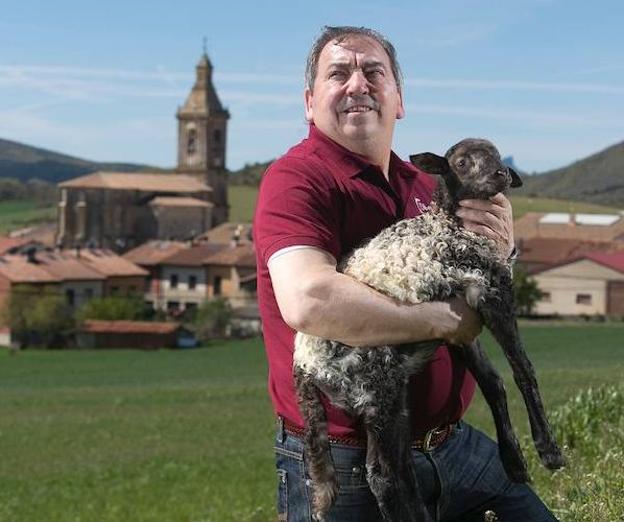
[335,135,392,178]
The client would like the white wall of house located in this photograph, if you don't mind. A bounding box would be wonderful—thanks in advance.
[534,259,624,316]
[160,265,207,310]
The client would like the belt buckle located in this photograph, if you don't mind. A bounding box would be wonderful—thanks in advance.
[422,426,443,452]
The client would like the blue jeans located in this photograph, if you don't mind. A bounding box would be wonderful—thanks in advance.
[274,420,558,521]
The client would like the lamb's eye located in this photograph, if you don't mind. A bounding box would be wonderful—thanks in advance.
[457,159,466,168]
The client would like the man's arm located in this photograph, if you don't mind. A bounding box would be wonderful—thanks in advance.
[269,247,481,347]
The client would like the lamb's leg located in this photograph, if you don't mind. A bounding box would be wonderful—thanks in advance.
[294,368,338,520]
[456,340,529,482]
[479,283,565,470]
[363,387,432,522]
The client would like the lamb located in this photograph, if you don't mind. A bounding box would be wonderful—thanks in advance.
[293,138,566,522]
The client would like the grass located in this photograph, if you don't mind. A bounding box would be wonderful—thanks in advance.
[223,187,623,225]
[0,189,620,235]
[228,185,259,224]
[0,325,623,521]
[509,196,621,220]
[0,200,55,234]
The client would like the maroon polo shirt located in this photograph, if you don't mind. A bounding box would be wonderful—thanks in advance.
[253,124,476,436]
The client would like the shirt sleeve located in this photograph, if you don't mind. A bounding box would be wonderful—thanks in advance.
[253,155,342,265]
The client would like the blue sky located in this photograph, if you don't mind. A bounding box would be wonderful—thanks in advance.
[0,0,622,174]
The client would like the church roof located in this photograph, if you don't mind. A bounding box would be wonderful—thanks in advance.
[59,172,211,193]
[177,53,229,118]
[148,196,213,208]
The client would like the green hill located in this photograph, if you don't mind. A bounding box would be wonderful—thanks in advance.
[0,138,158,183]
[518,140,624,207]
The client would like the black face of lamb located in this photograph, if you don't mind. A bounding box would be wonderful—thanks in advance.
[410,138,522,213]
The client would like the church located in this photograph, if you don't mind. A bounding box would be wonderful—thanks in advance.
[56,52,230,252]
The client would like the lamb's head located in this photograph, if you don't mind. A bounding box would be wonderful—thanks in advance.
[410,138,522,210]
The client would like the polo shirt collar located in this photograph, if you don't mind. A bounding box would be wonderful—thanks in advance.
[306,124,383,179]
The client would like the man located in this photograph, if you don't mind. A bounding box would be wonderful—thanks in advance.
[254,26,557,522]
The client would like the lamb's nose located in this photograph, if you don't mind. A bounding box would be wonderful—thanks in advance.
[496,169,507,176]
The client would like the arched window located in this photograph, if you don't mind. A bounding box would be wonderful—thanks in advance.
[187,128,197,155]
[213,129,221,144]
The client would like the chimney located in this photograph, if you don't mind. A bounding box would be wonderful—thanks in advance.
[26,247,37,264]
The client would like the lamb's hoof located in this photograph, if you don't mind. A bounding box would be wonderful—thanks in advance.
[311,480,339,521]
[542,448,566,470]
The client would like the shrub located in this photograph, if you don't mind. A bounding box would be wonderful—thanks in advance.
[192,298,232,342]
[75,295,146,323]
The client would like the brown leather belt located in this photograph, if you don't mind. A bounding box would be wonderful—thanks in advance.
[281,417,455,452]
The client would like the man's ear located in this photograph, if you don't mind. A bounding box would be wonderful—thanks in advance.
[304,88,314,122]
[508,167,523,188]
[409,153,450,175]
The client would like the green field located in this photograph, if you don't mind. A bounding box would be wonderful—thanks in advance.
[1,324,623,521]
[0,200,55,234]
[225,187,623,224]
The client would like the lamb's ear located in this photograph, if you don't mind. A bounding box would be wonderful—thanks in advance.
[508,167,523,188]
[409,153,450,176]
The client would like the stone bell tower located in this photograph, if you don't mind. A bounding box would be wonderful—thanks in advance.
[176,50,230,225]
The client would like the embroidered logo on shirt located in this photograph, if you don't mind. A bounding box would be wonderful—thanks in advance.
[414,196,429,213]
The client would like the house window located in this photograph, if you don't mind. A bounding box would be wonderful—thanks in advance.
[213,276,222,296]
[110,286,119,295]
[84,288,94,300]
[167,301,180,311]
[185,302,198,315]
[66,289,75,306]
[189,275,197,290]
[213,129,221,144]
[576,293,592,305]
[170,274,178,289]
[541,292,551,303]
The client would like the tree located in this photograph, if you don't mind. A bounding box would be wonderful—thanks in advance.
[2,285,74,348]
[512,265,543,316]
[75,295,146,323]
[193,298,232,342]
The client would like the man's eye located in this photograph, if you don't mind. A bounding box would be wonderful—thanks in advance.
[329,71,346,80]
[366,70,384,79]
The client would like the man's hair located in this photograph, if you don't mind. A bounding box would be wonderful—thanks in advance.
[305,26,403,93]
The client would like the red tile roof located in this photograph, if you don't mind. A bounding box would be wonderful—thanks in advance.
[123,240,187,266]
[203,243,256,267]
[70,249,148,277]
[0,236,31,254]
[0,255,59,283]
[35,252,105,281]
[518,237,624,267]
[59,172,211,192]
[82,320,181,334]
[199,222,252,244]
[161,243,226,266]
[581,251,624,274]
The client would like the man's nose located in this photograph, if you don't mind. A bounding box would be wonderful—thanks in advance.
[345,70,369,95]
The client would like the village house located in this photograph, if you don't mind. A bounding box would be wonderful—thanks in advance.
[123,239,257,315]
[530,251,624,317]
[0,248,149,346]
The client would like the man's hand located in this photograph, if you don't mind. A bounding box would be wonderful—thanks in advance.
[456,193,515,258]
[434,297,483,346]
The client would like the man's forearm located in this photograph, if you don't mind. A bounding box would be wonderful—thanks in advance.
[293,270,452,346]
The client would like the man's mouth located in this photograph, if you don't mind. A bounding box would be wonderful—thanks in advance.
[344,105,373,114]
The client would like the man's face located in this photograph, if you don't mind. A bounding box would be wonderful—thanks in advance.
[305,35,405,153]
